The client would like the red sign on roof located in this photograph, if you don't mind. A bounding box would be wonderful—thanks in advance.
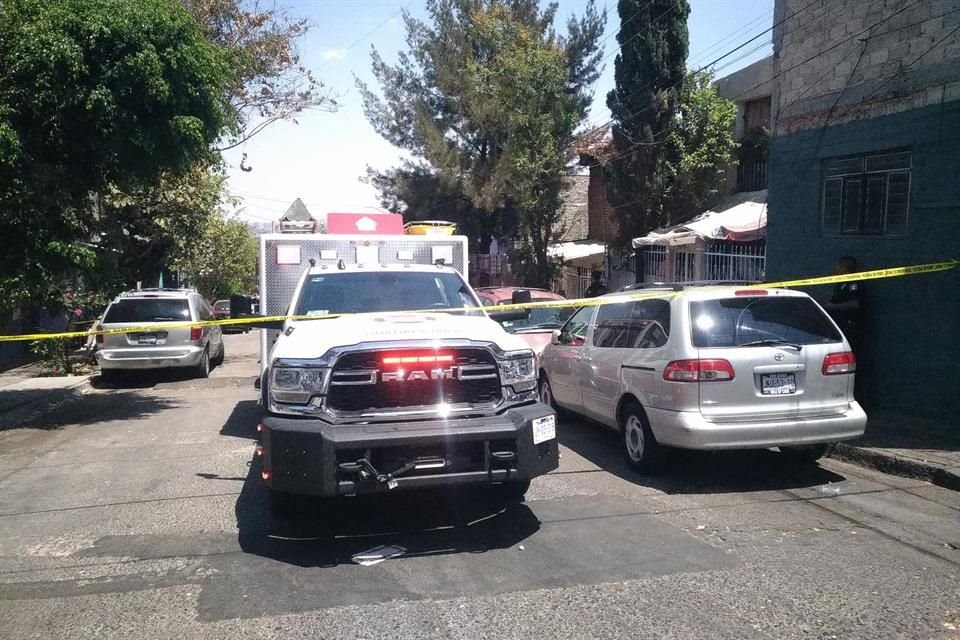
[326,212,404,235]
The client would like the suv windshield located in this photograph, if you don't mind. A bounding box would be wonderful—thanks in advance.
[691,296,841,348]
[103,298,191,323]
[499,303,577,332]
[294,271,482,316]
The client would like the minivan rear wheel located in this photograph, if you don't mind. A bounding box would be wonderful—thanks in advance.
[194,349,210,379]
[780,443,833,462]
[621,402,664,474]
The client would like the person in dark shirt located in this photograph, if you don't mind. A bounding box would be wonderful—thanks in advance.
[823,255,866,365]
[584,271,608,298]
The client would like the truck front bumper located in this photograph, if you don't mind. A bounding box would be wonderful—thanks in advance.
[260,403,558,497]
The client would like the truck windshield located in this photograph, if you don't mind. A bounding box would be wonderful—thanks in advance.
[294,271,483,316]
[499,303,577,332]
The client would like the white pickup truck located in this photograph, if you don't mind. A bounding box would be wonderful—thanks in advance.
[252,241,558,510]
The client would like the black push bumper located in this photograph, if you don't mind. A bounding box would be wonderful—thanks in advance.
[260,403,559,497]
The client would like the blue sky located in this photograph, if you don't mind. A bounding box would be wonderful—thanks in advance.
[224,0,774,223]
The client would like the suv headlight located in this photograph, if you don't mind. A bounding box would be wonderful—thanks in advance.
[499,352,537,392]
[270,366,330,404]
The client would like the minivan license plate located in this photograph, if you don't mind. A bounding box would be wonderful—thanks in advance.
[137,333,158,345]
[761,373,796,395]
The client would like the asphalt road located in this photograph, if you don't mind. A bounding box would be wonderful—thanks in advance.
[1,332,958,639]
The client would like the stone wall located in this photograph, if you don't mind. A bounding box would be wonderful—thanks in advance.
[773,0,960,134]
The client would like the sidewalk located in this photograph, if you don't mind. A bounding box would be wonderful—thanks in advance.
[0,361,92,429]
[831,411,960,491]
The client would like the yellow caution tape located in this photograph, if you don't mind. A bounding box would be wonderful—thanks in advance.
[0,259,955,343]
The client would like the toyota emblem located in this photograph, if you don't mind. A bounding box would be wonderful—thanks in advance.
[774,352,785,361]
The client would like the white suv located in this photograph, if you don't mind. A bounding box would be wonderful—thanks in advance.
[538,285,867,473]
[97,289,224,382]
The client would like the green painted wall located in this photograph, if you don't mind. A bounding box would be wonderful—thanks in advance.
[767,100,960,419]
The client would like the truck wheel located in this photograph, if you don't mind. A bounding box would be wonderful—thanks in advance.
[490,479,531,502]
[621,402,664,475]
[780,443,833,462]
[194,349,210,379]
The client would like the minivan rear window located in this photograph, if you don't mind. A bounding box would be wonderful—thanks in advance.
[690,296,841,348]
[104,299,191,324]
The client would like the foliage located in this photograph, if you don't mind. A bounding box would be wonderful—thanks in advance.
[363,162,494,250]
[358,0,603,286]
[28,289,110,375]
[466,6,579,287]
[184,0,338,150]
[605,0,690,240]
[0,0,235,312]
[173,215,257,301]
[663,71,738,221]
[737,125,769,163]
[100,167,228,288]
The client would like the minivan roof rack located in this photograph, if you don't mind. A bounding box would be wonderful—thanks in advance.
[620,280,763,292]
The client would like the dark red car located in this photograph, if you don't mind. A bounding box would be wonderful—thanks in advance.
[475,287,578,362]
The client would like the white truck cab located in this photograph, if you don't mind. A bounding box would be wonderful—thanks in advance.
[251,223,557,507]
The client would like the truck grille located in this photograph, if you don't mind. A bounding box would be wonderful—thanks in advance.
[327,348,501,413]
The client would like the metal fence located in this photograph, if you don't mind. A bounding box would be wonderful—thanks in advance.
[737,161,768,192]
[639,240,766,284]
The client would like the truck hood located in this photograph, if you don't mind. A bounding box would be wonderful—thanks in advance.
[270,312,533,361]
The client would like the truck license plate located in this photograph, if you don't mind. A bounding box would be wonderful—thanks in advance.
[761,373,797,395]
[532,415,556,444]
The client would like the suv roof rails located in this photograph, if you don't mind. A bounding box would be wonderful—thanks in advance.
[119,287,195,297]
[620,280,764,292]
[620,282,685,292]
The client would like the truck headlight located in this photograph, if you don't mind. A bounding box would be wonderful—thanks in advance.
[270,366,330,404]
[499,353,537,391]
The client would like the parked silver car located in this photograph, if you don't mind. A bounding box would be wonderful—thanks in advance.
[96,289,224,381]
[538,285,867,473]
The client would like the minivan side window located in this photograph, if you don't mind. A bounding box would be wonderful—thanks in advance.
[593,302,632,348]
[195,297,212,322]
[628,299,671,348]
[558,306,592,345]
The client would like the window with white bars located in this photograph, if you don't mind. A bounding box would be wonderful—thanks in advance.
[821,150,911,236]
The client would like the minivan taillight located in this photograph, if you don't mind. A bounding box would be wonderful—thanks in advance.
[190,326,203,341]
[822,351,856,375]
[663,359,735,382]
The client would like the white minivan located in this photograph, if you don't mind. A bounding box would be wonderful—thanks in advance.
[538,285,867,473]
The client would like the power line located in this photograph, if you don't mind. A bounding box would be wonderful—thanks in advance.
[315,0,414,70]
[861,22,960,103]
[595,0,660,49]
[575,0,825,148]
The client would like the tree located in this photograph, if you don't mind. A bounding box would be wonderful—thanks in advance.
[605,0,690,239]
[467,6,581,286]
[363,162,493,251]
[358,0,603,282]
[0,0,235,312]
[662,70,737,221]
[99,168,228,289]
[174,214,257,301]
[183,0,338,152]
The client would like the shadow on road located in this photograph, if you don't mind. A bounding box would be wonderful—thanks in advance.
[558,416,846,494]
[0,390,179,431]
[219,399,260,439]
[234,453,540,569]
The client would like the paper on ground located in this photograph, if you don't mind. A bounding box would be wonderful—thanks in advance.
[352,544,407,566]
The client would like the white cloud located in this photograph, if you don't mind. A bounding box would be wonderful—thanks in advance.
[319,48,348,62]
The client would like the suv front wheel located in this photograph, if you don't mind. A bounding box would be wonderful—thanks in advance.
[621,402,664,474]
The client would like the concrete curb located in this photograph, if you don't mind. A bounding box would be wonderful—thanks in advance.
[0,376,93,429]
[831,443,960,492]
